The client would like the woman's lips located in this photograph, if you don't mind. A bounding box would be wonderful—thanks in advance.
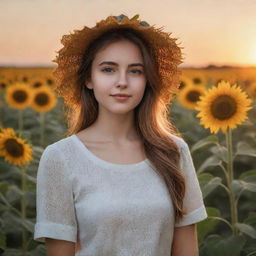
[111,95,130,101]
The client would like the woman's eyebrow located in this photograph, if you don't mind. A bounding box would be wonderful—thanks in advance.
[99,61,144,68]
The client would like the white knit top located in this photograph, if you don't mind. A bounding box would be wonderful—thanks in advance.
[34,133,208,256]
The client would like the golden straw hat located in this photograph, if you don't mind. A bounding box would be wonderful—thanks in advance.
[52,14,184,109]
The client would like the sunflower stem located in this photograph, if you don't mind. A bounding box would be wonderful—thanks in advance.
[39,112,45,147]
[219,163,229,183]
[21,165,28,252]
[226,127,239,236]
[0,192,21,216]
[18,110,23,137]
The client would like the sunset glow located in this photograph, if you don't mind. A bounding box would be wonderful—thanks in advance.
[0,0,256,67]
[250,48,256,65]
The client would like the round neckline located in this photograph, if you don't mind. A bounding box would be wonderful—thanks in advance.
[71,134,150,170]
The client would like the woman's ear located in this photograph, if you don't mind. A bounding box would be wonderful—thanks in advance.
[85,79,93,90]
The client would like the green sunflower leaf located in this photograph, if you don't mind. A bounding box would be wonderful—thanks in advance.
[197,155,222,174]
[231,180,256,197]
[239,170,256,183]
[235,141,256,158]
[197,207,221,245]
[235,223,256,239]
[198,173,222,198]
[191,135,219,153]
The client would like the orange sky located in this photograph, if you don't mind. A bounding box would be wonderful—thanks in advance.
[0,0,256,67]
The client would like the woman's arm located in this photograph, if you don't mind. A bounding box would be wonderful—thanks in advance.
[45,238,76,256]
[171,224,199,256]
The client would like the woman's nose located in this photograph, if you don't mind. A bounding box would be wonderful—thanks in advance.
[116,70,128,87]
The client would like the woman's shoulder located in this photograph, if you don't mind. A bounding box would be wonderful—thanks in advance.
[38,136,76,176]
[167,132,188,151]
[46,136,72,151]
[42,135,74,157]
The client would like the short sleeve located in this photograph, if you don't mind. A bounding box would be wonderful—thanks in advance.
[174,140,208,227]
[34,144,78,243]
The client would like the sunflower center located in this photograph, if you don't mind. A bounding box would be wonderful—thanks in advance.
[179,81,186,90]
[12,90,28,103]
[193,78,202,84]
[186,90,201,102]
[23,76,28,82]
[0,82,7,89]
[210,95,237,120]
[35,93,49,106]
[47,79,53,85]
[33,82,42,88]
[5,138,24,157]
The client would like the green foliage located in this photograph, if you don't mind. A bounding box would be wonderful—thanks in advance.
[197,207,221,244]
[198,173,222,198]
[0,91,66,254]
[172,95,256,255]
[200,234,246,256]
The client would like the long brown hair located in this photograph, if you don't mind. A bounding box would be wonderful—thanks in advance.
[64,27,186,223]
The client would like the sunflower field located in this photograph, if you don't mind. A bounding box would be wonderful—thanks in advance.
[0,66,256,255]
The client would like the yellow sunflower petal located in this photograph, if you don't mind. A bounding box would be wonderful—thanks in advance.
[0,128,33,166]
[5,82,34,110]
[178,85,206,110]
[195,80,252,134]
[30,85,57,112]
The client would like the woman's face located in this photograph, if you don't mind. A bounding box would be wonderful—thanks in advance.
[86,39,147,115]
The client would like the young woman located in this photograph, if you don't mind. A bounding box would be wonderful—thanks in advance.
[34,14,208,256]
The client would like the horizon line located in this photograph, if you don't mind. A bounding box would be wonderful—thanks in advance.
[0,63,256,69]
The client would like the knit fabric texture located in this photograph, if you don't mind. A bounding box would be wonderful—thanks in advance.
[34,133,208,256]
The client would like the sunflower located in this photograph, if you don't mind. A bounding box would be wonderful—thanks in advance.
[195,80,252,134]
[178,85,206,110]
[0,128,33,166]
[15,73,31,83]
[191,72,207,87]
[29,77,46,89]
[31,85,57,112]
[0,78,9,90]
[179,76,192,90]
[5,82,33,110]
[45,75,55,87]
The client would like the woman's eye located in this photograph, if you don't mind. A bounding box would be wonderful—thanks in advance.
[130,69,143,74]
[101,68,143,74]
[101,67,114,73]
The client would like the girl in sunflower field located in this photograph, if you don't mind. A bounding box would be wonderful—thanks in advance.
[33,14,208,256]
